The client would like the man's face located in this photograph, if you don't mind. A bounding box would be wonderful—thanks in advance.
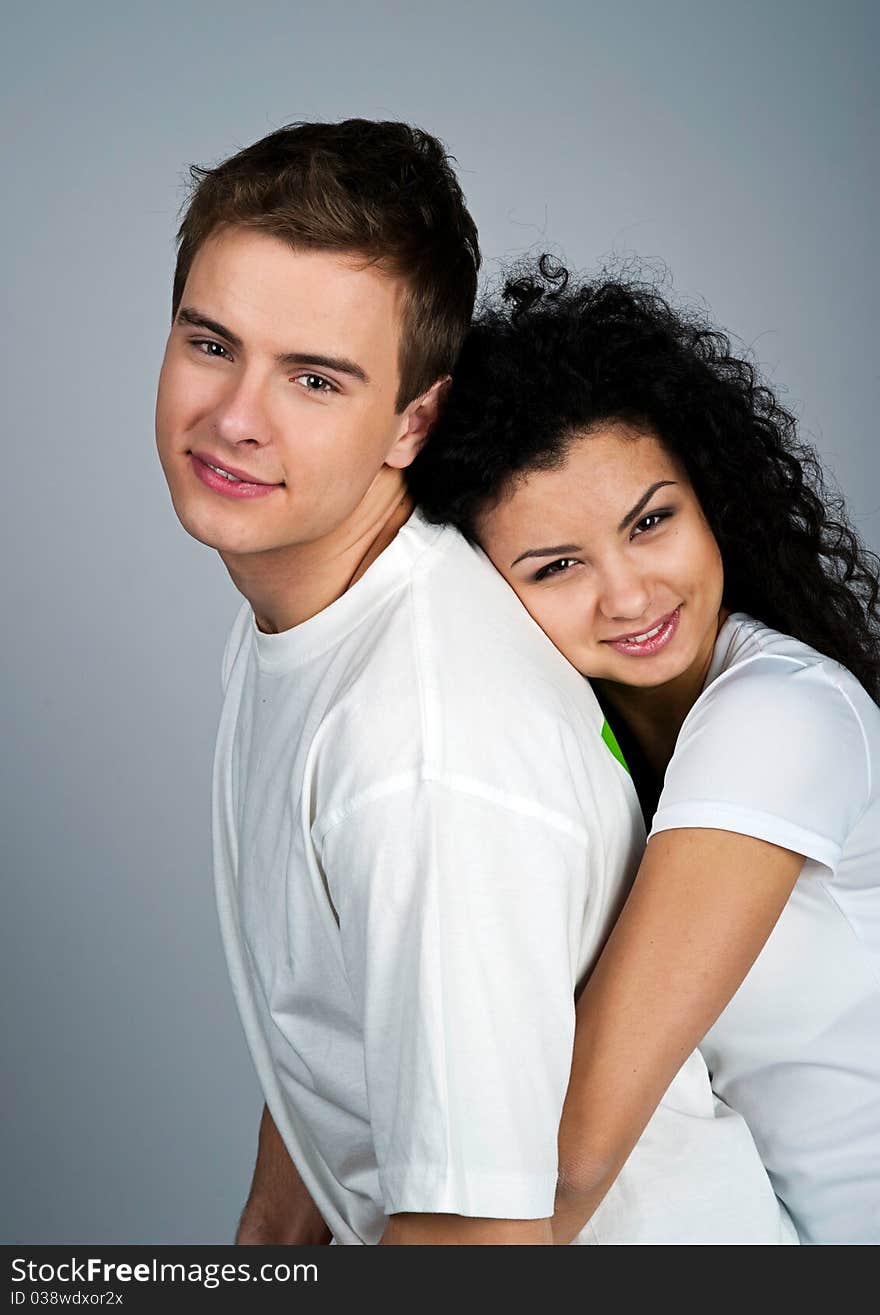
[156,226,418,558]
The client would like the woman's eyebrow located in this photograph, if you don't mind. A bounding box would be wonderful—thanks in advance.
[508,481,680,567]
[510,543,583,567]
[618,481,678,531]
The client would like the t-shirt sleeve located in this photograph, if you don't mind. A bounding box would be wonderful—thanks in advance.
[649,657,871,873]
[317,777,587,1220]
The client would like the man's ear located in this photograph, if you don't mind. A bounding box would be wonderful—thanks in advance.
[385,376,451,470]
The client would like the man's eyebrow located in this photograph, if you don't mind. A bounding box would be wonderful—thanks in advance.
[175,307,370,384]
[511,543,583,568]
[280,351,370,384]
[617,480,678,531]
[177,307,244,351]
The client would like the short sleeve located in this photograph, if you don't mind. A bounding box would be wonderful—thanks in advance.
[650,657,871,874]
[318,777,587,1219]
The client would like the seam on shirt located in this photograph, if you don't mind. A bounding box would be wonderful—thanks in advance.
[816,877,880,991]
[220,599,251,691]
[408,532,454,772]
[649,800,844,873]
[427,745,453,1206]
[828,681,874,808]
[350,544,457,1204]
[315,767,591,849]
[250,516,453,675]
[694,643,871,779]
[423,770,590,844]
[319,767,586,1204]
[680,650,811,742]
[253,573,412,674]
[380,1162,558,1218]
[676,651,873,829]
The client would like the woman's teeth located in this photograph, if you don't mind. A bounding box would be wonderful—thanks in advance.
[626,620,665,645]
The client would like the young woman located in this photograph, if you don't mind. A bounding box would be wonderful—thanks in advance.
[408,259,880,1245]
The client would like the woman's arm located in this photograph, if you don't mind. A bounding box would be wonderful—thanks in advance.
[551,827,803,1244]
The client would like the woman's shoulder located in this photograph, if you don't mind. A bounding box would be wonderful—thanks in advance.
[674,612,878,821]
[704,613,877,732]
[712,612,844,677]
[653,614,877,868]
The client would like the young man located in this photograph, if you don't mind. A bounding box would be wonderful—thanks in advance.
[156,120,795,1245]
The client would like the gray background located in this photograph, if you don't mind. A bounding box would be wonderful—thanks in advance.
[3,0,877,1243]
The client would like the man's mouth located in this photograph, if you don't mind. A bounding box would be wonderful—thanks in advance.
[189,451,285,499]
[190,451,282,485]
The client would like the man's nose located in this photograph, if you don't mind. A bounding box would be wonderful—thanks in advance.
[211,373,271,448]
[597,559,651,621]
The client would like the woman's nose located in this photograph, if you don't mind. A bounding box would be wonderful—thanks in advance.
[597,560,651,621]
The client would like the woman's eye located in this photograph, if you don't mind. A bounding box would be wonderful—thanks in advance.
[295,373,336,394]
[534,557,578,582]
[632,511,668,536]
[191,338,232,360]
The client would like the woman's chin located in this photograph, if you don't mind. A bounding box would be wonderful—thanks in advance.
[586,646,694,690]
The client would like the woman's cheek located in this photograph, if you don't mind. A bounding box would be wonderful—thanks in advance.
[550,591,589,662]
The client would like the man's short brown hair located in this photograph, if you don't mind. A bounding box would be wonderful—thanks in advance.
[172,119,481,411]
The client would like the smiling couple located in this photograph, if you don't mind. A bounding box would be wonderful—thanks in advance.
[156,120,880,1245]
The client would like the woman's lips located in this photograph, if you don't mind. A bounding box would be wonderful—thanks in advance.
[603,606,681,657]
[189,452,283,500]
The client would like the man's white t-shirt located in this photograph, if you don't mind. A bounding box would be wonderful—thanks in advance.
[213,514,794,1244]
[650,612,880,1243]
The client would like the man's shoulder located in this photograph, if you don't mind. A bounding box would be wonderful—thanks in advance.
[320,519,619,810]
[345,519,602,726]
[218,516,630,826]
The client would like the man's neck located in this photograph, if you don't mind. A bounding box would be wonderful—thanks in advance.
[220,471,415,635]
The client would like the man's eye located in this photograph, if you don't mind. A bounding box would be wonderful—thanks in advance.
[534,558,578,582]
[295,373,336,394]
[191,338,232,360]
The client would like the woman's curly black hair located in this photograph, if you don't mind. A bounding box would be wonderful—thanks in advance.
[408,256,880,700]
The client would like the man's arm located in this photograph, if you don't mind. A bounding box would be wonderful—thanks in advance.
[235,1103,332,1245]
[324,784,584,1238]
[235,1104,552,1245]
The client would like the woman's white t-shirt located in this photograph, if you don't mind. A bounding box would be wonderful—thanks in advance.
[649,612,880,1244]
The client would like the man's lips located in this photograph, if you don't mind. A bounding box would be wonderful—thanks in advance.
[188,451,285,501]
[190,450,283,486]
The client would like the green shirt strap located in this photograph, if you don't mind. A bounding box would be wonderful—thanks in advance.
[601,718,630,774]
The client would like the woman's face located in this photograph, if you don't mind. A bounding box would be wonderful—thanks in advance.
[476,423,725,692]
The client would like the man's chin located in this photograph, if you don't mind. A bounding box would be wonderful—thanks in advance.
[170,502,263,557]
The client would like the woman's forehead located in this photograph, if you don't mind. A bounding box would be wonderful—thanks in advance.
[484,428,680,530]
